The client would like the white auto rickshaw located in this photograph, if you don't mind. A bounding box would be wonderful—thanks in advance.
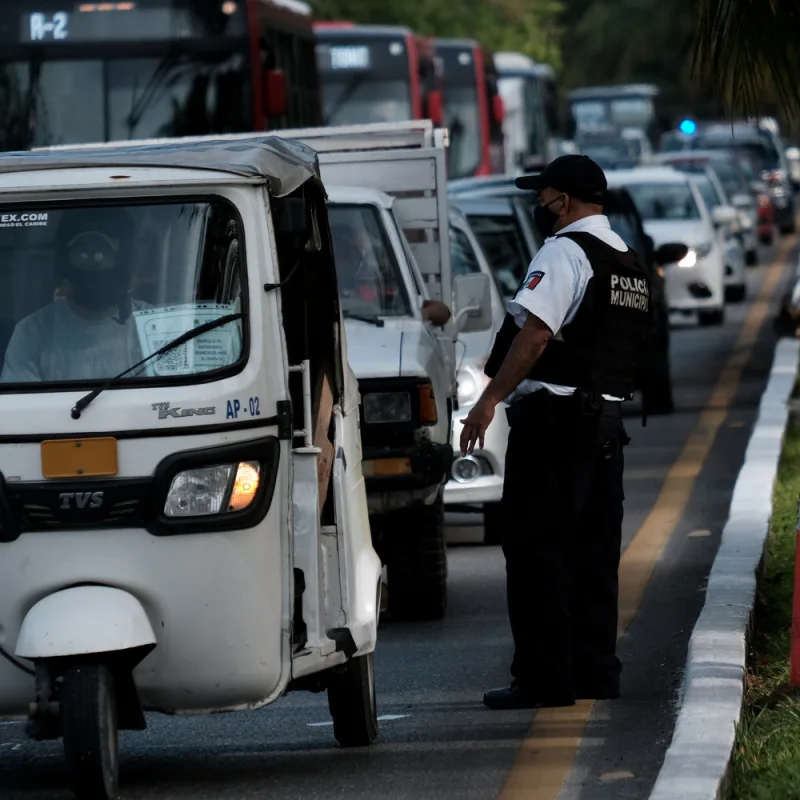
[0,136,382,799]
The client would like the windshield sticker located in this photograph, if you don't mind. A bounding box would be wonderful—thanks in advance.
[0,212,49,228]
[151,402,216,421]
[226,397,261,420]
[132,303,239,377]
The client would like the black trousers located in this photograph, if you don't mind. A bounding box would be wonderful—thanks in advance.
[501,390,627,701]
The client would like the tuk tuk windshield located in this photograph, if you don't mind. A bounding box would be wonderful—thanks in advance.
[0,200,245,387]
[329,204,412,318]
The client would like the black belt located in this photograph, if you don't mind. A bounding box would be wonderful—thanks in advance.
[507,389,622,424]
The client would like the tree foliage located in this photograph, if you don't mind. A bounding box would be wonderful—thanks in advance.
[694,0,800,121]
[310,0,563,69]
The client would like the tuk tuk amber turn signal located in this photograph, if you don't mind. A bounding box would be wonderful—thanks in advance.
[229,462,261,512]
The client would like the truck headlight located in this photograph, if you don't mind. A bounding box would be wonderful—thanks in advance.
[164,461,261,517]
[363,392,412,424]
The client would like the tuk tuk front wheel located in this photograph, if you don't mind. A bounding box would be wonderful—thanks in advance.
[327,652,378,748]
[61,663,119,800]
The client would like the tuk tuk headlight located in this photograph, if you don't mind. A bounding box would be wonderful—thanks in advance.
[164,461,261,517]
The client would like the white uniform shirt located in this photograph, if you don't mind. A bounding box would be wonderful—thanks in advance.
[505,214,628,404]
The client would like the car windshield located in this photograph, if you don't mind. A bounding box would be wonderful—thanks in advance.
[466,212,530,297]
[322,77,412,126]
[0,54,251,150]
[693,175,723,210]
[450,225,481,277]
[0,200,245,386]
[445,85,482,179]
[693,138,781,173]
[329,204,412,318]
[627,183,702,221]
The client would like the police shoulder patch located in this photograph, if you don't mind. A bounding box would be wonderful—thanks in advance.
[526,270,545,290]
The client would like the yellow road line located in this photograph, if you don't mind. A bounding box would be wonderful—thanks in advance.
[498,236,795,800]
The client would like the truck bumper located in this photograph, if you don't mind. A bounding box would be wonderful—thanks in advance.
[363,440,453,515]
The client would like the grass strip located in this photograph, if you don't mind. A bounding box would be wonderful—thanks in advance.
[730,413,800,799]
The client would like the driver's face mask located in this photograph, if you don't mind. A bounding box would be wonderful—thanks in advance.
[63,231,126,311]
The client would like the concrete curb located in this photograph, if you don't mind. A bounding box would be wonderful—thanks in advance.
[648,337,800,800]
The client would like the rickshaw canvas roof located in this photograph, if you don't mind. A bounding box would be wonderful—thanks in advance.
[0,136,320,198]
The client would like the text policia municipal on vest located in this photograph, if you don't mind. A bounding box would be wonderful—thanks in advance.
[610,274,650,312]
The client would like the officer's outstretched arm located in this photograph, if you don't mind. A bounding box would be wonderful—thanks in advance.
[460,313,552,455]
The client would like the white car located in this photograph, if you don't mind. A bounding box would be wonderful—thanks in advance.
[688,169,746,303]
[444,205,510,545]
[607,166,726,326]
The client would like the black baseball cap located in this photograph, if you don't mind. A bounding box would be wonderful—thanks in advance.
[515,154,607,204]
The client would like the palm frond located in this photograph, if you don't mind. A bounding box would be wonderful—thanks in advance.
[694,0,800,119]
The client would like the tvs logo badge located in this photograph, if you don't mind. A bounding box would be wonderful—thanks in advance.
[526,270,545,290]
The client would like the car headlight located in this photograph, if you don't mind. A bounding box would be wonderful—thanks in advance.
[457,364,490,407]
[164,461,261,517]
[678,241,713,268]
[363,392,412,424]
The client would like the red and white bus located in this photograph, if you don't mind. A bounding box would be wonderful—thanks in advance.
[314,22,443,127]
[435,38,505,179]
[0,0,322,151]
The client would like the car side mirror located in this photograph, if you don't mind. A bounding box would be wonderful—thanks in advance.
[711,205,738,227]
[653,242,689,265]
[453,273,492,333]
[264,69,287,118]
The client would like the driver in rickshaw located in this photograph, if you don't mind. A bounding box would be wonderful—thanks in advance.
[1,209,146,383]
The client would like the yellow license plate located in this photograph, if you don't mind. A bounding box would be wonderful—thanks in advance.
[41,437,119,479]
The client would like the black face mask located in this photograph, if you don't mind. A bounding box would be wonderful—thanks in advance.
[65,267,127,311]
[533,203,560,239]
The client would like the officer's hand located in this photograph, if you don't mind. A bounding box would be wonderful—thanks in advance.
[460,398,495,455]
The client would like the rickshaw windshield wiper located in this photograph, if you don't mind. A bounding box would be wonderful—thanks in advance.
[70,312,244,420]
[342,310,385,328]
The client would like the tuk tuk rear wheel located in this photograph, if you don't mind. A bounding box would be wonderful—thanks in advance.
[327,652,378,748]
[61,663,119,800]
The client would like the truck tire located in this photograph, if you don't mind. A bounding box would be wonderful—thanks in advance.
[61,663,119,800]
[384,500,447,621]
[482,502,505,546]
[327,652,378,748]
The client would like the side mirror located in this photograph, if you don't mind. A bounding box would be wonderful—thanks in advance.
[787,146,800,161]
[492,94,505,124]
[453,273,492,333]
[711,205,738,227]
[264,69,287,118]
[427,90,443,125]
[653,242,689,265]
[731,193,752,209]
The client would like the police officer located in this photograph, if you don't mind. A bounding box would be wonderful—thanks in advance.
[459,154,652,710]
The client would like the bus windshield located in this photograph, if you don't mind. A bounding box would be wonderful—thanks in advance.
[322,76,412,126]
[627,183,702,221]
[0,54,251,150]
[317,35,415,126]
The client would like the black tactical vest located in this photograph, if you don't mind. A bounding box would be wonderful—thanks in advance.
[484,231,653,399]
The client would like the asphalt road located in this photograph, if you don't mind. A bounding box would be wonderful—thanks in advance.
[0,237,794,800]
